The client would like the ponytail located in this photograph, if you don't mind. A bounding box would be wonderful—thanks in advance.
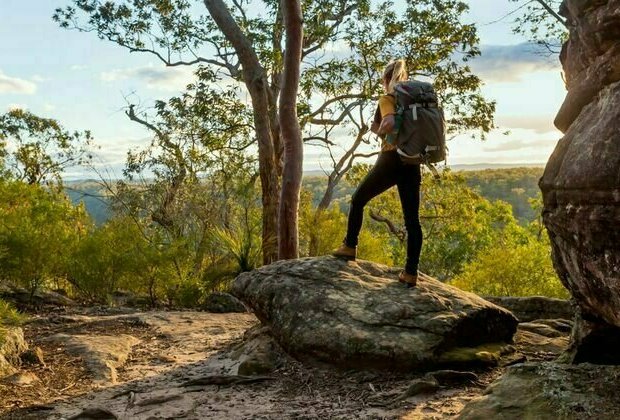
[383,59,408,93]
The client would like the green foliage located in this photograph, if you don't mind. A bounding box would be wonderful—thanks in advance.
[451,233,568,298]
[68,214,205,306]
[299,189,347,257]
[0,299,23,346]
[343,166,517,280]
[0,109,94,185]
[509,0,568,54]
[0,299,22,328]
[0,179,89,295]
[419,172,517,280]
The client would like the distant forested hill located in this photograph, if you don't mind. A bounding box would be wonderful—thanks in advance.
[66,167,545,225]
[303,167,545,224]
[461,167,544,223]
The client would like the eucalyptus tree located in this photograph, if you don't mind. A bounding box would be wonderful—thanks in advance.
[55,0,356,262]
[0,109,93,185]
[54,0,495,261]
[106,66,258,277]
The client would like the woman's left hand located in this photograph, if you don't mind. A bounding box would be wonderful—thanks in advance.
[378,115,395,135]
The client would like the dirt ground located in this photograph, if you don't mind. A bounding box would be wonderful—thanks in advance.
[0,308,565,419]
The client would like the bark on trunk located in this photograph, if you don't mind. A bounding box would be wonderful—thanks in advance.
[203,0,280,264]
[278,0,304,260]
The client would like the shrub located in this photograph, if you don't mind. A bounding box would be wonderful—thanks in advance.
[451,236,569,298]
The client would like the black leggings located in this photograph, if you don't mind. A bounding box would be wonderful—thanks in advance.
[345,150,423,274]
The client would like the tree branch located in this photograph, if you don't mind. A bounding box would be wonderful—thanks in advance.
[307,93,371,120]
[309,100,365,126]
[369,210,406,243]
[535,0,568,27]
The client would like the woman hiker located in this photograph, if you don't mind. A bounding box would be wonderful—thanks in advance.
[332,59,423,287]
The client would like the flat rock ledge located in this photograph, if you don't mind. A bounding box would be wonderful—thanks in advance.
[458,362,620,419]
[42,333,140,384]
[232,256,518,371]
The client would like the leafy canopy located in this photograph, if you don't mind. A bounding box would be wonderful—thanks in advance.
[0,109,94,185]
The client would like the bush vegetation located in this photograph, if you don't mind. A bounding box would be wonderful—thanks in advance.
[0,164,567,308]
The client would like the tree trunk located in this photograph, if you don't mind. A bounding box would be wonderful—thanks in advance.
[203,0,280,264]
[277,0,304,260]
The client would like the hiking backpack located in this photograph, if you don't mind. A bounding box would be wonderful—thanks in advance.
[387,80,446,167]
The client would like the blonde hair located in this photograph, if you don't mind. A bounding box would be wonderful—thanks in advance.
[383,59,408,93]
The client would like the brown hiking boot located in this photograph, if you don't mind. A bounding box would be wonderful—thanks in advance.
[332,244,356,261]
[398,271,418,287]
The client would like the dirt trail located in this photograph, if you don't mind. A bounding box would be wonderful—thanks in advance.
[0,310,565,419]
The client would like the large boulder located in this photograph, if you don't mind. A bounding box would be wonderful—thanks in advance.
[232,257,518,371]
[540,0,620,362]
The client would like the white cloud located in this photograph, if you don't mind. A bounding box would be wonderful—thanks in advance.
[495,114,558,134]
[470,43,561,83]
[71,65,88,71]
[31,75,50,83]
[0,70,37,94]
[483,137,558,152]
[101,64,195,92]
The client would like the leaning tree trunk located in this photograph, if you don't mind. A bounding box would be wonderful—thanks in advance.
[204,0,280,264]
[278,0,304,260]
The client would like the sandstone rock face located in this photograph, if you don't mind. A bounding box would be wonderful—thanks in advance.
[540,0,620,358]
[458,362,620,419]
[232,257,518,371]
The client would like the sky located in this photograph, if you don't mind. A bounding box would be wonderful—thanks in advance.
[0,0,567,178]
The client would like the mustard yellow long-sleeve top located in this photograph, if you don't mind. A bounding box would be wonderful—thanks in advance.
[377,95,397,152]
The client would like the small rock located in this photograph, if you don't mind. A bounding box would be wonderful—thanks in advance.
[202,292,247,313]
[402,378,440,398]
[530,318,573,333]
[21,346,45,366]
[514,330,569,356]
[233,329,283,375]
[518,322,565,338]
[426,370,478,385]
